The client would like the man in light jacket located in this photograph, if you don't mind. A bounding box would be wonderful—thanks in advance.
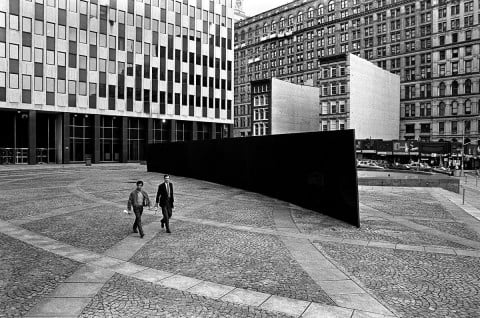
[127,181,151,238]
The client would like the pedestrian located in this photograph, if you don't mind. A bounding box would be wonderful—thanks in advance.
[127,181,151,238]
[156,175,174,234]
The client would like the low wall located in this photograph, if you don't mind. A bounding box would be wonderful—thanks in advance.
[148,130,360,227]
[358,178,460,193]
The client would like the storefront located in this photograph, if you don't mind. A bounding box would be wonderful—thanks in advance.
[0,109,229,165]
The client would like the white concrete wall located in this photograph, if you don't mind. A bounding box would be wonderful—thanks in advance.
[271,78,319,134]
[349,54,400,140]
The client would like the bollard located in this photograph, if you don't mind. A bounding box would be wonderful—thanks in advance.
[476,176,478,187]
[465,175,468,183]
[462,188,465,205]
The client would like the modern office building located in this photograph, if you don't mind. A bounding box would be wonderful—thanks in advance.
[250,77,319,136]
[318,53,400,140]
[0,0,234,165]
[234,0,480,145]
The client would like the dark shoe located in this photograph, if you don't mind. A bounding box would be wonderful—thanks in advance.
[133,230,138,233]
[166,230,171,234]
[140,234,145,238]
[161,220,165,228]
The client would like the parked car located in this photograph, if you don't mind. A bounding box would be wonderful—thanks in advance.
[432,166,454,176]
[357,160,384,169]
[409,162,432,172]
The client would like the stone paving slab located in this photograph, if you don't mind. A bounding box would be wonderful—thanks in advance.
[130,268,175,283]
[160,274,203,291]
[48,282,106,298]
[260,295,310,317]
[65,265,115,283]
[25,297,92,317]
[301,303,353,318]
[331,293,392,316]
[187,281,236,299]
[220,288,271,307]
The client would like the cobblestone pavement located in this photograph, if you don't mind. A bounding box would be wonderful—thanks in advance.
[131,221,334,305]
[80,274,292,318]
[22,206,158,253]
[1,165,480,317]
[291,209,471,249]
[316,242,480,318]
[0,233,80,317]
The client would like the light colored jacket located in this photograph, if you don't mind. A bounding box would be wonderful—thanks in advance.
[127,190,151,210]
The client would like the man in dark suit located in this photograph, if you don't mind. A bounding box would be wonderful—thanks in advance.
[155,174,174,233]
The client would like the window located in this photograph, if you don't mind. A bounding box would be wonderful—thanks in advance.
[34,20,43,35]
[0,12,5,29]
[99,34,107,47]
[89,57,97,71]
[46,22,55,37]
[46,50,55,64]
[34,76,43,91]
[9,74,19,89]
[34,48,43,63]
[58,51,66,66]
[109,35,116,49]
[79,81,87,95]
[79,30,87,43]
[68,80,76,94]
[439,102,446,116]
[69,0,77,12]
[465,100,472,114]
[452,101,458,115]
[465,79,472,94]
[22,46,31,61]
[452,81,458,96]
[69,27,77,41]
[10,14,19,30]
[80,0,88,15]
[46,77,55,92]
[58,79,66,94]
[22,75,31,90]
[22,17,32,33]
[439,82,446,97]
[58,25,66,39]
[9,43,19,59]
[89,31,97,45]
[79,55,87,69]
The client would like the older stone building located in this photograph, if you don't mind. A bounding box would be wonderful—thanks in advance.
[234,0,480,146]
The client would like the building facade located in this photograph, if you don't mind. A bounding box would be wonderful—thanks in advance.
[0,0,234,164]
[319,53,400,140]
[250,77,319,136]
[234,0,480,146]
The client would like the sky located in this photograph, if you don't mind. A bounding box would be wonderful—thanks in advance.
[243,0,293,17]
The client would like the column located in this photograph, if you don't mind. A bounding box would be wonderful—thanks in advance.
[170,119,177,142]
[211,123,217,140]
[63,112,70,164]
[28,110,37,165]
[93,115,101,164]
[121,117,128,163]
[192,121,198,141]
[55,113,63,164]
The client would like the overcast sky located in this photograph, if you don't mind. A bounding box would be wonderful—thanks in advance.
[243,0,293,16]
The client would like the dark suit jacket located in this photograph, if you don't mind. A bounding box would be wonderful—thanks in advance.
[156,183,174,208]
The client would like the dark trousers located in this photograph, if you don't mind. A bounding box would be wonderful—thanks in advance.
[161,204,172,231]
[133,206,144,236]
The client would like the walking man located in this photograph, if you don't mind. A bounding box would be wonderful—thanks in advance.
[156,175,174,233]
[127,181,151,238]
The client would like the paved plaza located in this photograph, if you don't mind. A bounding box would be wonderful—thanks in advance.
[1,165,480,318]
